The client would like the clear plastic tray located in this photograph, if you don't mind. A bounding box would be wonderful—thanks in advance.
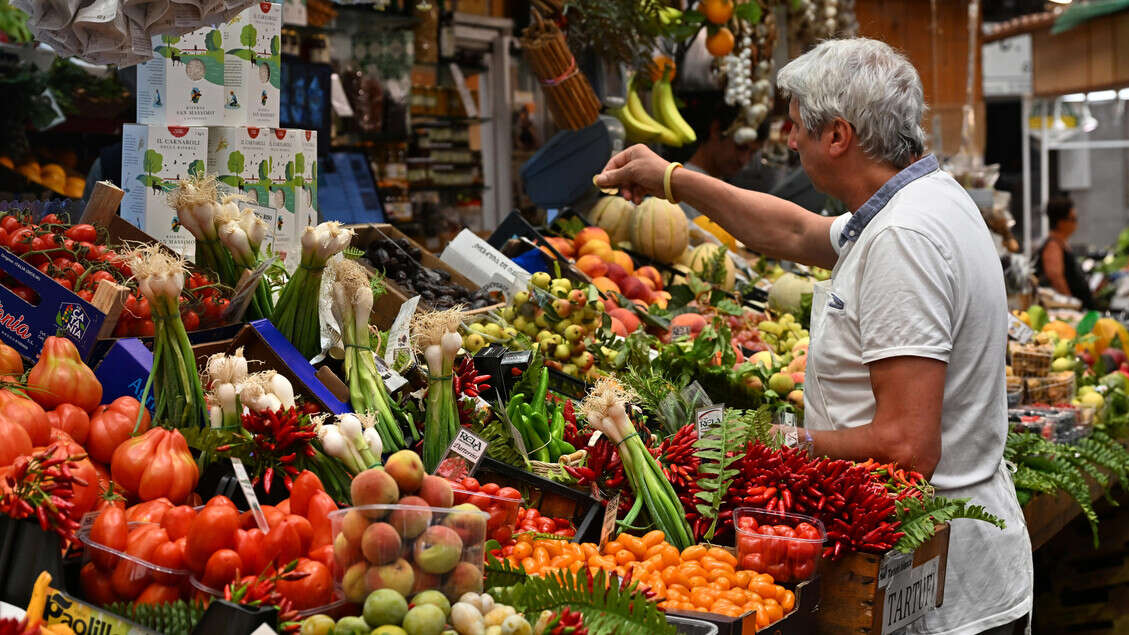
[452,487,523,542]
[666,614,719,635]
[734,507,825,584]
[190,576,348,618]
[78,517,190,601]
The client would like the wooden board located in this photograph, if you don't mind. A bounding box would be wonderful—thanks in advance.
[816,524,950,634]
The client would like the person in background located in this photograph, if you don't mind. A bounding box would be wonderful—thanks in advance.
[669,94,761,221]
[1036,195,1096,309]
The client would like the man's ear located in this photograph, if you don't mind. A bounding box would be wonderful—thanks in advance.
[710,120,724,143]
[826,117,853,159]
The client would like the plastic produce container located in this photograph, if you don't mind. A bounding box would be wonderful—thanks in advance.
[329,504,489,605]
[734,508,825,584]
[78,518,189,601]
[666,613,720,635]
[452,487,523,543]
[1009,342,1053,377]
[190,577,350,619]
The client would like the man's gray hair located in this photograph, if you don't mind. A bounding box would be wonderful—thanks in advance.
[777,38,926,169]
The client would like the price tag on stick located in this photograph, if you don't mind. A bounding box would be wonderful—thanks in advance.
[433,428,489,481]
[599,493,621,548]
[696,404,725,438]
[1006,313,1034,343]
[385,295,420,368]
[231,458,269,532]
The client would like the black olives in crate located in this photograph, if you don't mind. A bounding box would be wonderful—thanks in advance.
[362,238,497,310]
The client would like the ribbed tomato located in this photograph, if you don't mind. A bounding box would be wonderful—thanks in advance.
[0,416,32,467]
[87,397,151,465]
[26,336,102,412]
[110,427,198,504]
[47,403,90,444]
[0,389,50,445]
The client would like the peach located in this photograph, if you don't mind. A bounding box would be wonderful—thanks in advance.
[366,558,415,597]
[443,561,484,599]
[351,468,399,517]
[652,290,672,310]
[440,504,487,545]
[607,309,641,333]
[603,263,629,284]
[343,562,369,602]
[791,371,805,385]
[638,276,656,291]
[670,312,707,336]
[334,532,362,568]
[418,475,454,509]
[362,522,402,565]
[636,266,662,290]
[411,564,442,595]
[384,450,425,494]
[341,509,370,545]
[591,277,621,296]
[545,236,575,258]
[606,250,634,274]
[388,496,432,539]
[618,276,650,301]
[578,240,611,260]
[413,525,463,574]
[575,227,611,251]
[787,389,805,407]
[609,317,628,338]
[575,255,608,278]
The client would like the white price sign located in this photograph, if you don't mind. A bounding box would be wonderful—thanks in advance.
[230,458,269,532]
[599,493,620,547]
[881,556,940,634]
[1007,313,1034,343]
[385,296,420,366]
[695,404,725,438]
[434,428,489,480]
[373,355,408,393]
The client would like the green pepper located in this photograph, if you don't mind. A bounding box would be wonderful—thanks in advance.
[506,392,526,422]
[533,366,549,419]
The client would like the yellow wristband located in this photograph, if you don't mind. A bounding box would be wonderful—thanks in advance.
[664,162,682,204]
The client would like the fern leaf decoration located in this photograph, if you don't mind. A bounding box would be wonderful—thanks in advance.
[105,599,207,635]
[893,496,1006,553]
[693,409,748,540]
[475,404,528,468]
[492,568,676,635]
[485,551,530,590]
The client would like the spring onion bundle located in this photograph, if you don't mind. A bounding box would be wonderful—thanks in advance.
[128,245,207,429]
[167,175,236,285]
[205,349,249,429]
[271,222,354,358]
[330,258,407,452]
[317,413,382,474]
[413,308,464,472]
[580,377,693,549]
[216,198,274,320]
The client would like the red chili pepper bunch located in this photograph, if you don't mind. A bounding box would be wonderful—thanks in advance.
[538,607,589,635]
[0,443,88,541]
[713,442,904,558]
[216,407,318,494]
[658,424,701,493]
[454,357,492,425]
[224,560,307,633]
[857,459,928,501]
[561,434,627,495]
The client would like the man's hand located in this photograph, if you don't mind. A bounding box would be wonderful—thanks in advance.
[596,144,670,204]
[809,355,945,478]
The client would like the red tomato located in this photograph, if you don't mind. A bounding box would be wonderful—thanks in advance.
[235,528,268,576]
[283,516,313,554]
[276,499,291,515]
[461,477,479,492]
[80,562,120,605]
[185,505,240,574]
[239,505,284,531]
[0,389,50,446]
[468,493,491,510]
[306,491,337,550]
[289,471,325,517]
[149,540,186,584]
[201,549,243,589]
[127,498,174,523]
[536,518,555,533]
[773,525,795,538]
[524,508,541,520]
[207,496,237,509]
[1,216,23,233]
[497,487,521,501]
[481,482,500,496]
[65,224,98,243]
[795,522,821,541]
[263,521,302,569]
[308,544,335,574]
[491,526,512,544]
[276,558,333,610]
[136,583,180,606]
[90,506,128,571]
[88,397,151,465]
[47,404,90,444]
[112,526,169,599]
[161,505,198,541]
[791,558,815,580]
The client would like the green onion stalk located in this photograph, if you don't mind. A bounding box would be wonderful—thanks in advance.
[216,198,274,321]
[167,175,237,285]
[330,258,406,452]
[413,308,464,472]
[271,222,353,359]
[580,377,693,549]
[128,245,208,430]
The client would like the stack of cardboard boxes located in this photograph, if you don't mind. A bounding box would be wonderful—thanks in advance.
[121,1,318,268]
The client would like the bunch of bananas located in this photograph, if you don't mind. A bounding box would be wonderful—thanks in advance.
[610,72,697,147]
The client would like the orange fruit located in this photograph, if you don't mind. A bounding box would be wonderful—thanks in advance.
[706,27,735,57]
[701,0,734,24]
[681,545,707,561]
[642,530,666,548]
[650,56,676,82]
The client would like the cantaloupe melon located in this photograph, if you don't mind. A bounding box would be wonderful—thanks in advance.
[589,196,635,244]
[630,197,688,264]
[687,243,736,290]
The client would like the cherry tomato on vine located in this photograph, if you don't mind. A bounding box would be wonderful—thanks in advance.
[65,224,98,243]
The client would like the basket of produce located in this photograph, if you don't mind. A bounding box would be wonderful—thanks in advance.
[1009,341,1053,377]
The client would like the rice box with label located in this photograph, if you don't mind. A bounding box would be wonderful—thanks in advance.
[207,126,273,206]
[295,129,318,227]
[267,128,300,266]
[283,0,308,26]
[136,26,225,127]
[120,124,209,259]
[222,2,282,127]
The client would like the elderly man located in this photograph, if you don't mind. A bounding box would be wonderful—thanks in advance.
[597,38,1032,634]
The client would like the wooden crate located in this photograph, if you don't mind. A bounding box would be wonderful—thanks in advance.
[348,223,498,329]
[816,524,950,633]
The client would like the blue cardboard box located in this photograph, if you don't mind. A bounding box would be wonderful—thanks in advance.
[0,248,105,362]
[93,338,155,413]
